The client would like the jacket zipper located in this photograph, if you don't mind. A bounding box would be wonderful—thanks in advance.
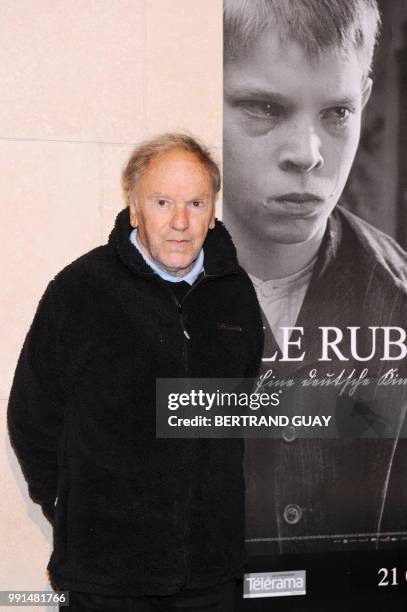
[159,269,237,587]
[159,274,206,587]
[163,273,206,375]
[177,279,201,587]
[177,301,191,373]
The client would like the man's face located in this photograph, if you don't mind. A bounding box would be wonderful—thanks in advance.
[129,149,215,277]
[224,32,372,245]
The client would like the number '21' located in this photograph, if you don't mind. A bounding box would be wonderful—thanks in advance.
[378,567,398,586]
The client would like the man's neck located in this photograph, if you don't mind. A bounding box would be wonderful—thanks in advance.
[227,219,326,281]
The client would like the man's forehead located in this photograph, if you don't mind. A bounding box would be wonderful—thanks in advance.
[142,151,207,178]
[134,155,213,200]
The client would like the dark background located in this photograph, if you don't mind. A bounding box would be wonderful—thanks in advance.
[344,0,407,249]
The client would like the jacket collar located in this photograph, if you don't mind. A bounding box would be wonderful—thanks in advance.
[108,208,239,278]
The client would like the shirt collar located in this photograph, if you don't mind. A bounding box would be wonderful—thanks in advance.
[129,228,204,285]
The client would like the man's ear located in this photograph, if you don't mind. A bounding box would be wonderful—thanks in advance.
[128,194,139,228]
[362,77,373,110]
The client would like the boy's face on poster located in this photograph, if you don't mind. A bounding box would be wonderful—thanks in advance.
[224,31,372,245]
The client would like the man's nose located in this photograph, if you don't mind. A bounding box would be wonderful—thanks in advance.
[278,122,324,173]
[170,204,189,230]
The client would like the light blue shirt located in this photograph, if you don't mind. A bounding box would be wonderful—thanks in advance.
[129,228,204,285]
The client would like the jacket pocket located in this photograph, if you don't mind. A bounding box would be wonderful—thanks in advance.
[218,322,243,333]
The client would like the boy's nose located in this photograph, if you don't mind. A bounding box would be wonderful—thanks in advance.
[278,124,324,173]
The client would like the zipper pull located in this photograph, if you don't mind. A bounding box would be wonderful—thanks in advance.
[177,302,191,340]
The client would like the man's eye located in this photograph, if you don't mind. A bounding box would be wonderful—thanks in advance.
[322,107,353,127]
[191,201,204,208]
[157,199,168,206]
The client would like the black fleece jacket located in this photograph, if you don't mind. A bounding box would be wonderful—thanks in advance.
[8,209,263,596]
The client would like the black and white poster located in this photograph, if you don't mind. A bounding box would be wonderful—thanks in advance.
[223,0,407,607]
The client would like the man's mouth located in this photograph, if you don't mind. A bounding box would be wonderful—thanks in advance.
[166,239,192,245]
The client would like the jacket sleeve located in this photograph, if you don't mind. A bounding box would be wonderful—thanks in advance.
[7,281,64,523]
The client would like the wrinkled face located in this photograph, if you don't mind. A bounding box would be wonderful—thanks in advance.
[224,32,372,244]
[129,149,215,277]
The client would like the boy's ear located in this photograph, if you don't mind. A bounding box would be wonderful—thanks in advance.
[361,77,373,110]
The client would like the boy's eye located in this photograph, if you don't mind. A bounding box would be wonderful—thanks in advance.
[238,100,282,120]
[322,106,353,127]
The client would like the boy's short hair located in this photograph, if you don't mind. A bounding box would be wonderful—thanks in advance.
[224,0,381,75]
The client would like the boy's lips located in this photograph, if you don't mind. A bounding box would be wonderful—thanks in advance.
[273,191,322,203]
[274,192,323,203]
[267,192,324,216]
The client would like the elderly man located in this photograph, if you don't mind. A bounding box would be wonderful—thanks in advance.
[8,133,263,611]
